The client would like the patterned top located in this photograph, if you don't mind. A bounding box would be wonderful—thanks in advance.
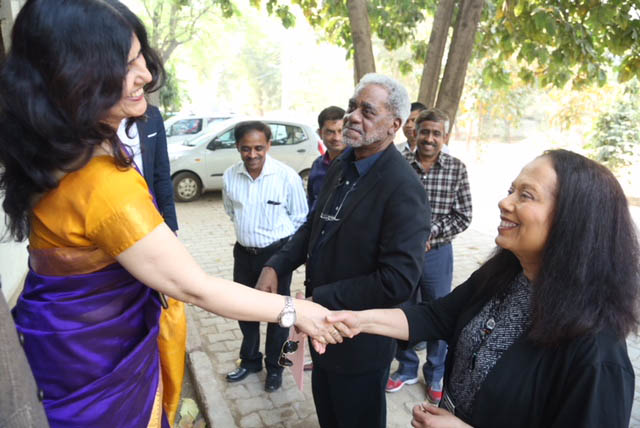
[448,273,532,417]
[404,151,472,247]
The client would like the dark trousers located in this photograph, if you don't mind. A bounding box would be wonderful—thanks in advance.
[395,243,453,385]
[233,241,292,374]
[311,364,389,428]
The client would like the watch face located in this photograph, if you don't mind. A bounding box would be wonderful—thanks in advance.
[281,312,295,327]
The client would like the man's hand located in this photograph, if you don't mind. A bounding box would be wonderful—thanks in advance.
[256,266,278,294]
[411,403,471,428]
[326,311,361,338]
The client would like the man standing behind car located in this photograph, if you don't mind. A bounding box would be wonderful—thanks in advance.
[222,120,308,392]
[307,106,346,210]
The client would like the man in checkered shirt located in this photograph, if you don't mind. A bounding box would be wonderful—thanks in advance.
[385,108,472,405]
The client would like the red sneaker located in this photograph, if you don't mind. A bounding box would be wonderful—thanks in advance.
[427,386,443,404]
[385,373,419,392]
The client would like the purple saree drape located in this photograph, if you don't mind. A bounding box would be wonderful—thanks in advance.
[12,261,166,428]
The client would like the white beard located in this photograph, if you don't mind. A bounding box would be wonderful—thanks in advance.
[343,126,385,148]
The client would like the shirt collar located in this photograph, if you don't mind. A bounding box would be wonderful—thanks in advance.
[237,154,275,179]
[322,151,332,165]
[341,146,385,177]
[410,150,449,173]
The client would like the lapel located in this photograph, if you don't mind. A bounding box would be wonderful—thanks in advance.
[136,117,154,183]
[308,144,395,249]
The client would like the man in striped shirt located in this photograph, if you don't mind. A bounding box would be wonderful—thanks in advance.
[222,121,308,392]
[385,108,472,404]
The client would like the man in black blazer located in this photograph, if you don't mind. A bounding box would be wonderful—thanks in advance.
[136,105,178,231]
[257,74,430,428]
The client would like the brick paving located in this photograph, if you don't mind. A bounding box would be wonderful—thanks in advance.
[176,190,640,428]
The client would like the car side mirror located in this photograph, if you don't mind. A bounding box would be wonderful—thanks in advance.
[206,139,219,150]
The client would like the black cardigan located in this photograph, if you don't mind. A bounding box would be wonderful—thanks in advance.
[403,271,634,428]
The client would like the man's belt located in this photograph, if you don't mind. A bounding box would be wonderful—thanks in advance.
[429,240,452,251]
[237,236,290,256]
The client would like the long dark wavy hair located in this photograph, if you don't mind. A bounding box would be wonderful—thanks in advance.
[474,149,640,346]
[0,0,165,241]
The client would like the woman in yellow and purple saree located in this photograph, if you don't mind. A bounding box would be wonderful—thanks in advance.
[0,1,341,427]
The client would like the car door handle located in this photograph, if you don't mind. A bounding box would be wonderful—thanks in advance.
[297,149,306,153]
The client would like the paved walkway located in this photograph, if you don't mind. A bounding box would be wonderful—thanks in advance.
[175,190,640,428]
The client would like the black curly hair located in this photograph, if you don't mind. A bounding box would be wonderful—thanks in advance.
[0,0,165,241]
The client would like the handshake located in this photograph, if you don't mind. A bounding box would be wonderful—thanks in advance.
[256,266,375,354]
[288,292,362,355]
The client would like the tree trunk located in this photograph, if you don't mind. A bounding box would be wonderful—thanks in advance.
[347,0,375,84]
[435,0,484,126]
[418,0,456,107]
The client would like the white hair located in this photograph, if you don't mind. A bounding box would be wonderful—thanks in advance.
[354,73,410,124]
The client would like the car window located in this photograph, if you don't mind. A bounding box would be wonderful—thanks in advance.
[269,124,307,146]
[168,118,203,137]
[211,128,236,149]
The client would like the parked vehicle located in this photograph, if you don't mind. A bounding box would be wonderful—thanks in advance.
[164,114,234,145]
[169,117,321,202]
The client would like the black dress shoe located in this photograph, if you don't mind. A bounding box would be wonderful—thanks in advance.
[226,367,261,383]
[264,372,282,392]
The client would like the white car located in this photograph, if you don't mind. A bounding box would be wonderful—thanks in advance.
[169,118,321,202]
[164,114,234,145]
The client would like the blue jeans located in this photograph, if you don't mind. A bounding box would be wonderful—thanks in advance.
[395,243,453,386]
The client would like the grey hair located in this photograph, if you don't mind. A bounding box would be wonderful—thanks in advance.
[354,73,411,124]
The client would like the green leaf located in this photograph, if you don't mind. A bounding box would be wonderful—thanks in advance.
[514,0,526,17]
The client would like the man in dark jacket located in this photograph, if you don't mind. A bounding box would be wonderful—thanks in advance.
[256,73,430,428]
[307,106,346,211]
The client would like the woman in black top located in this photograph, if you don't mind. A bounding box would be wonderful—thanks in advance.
[331,149,639,428]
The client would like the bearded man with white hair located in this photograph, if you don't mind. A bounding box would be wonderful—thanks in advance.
[256,73,430,428]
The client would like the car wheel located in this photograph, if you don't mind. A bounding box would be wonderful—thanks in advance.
[299,169,310,191]
[173,172,202,202]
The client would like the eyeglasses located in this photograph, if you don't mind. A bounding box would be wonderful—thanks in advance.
[319,178,359,222]
[278,340,299,367]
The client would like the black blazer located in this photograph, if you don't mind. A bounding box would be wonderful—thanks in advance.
[267,143,430,373]
[137,105,178,231]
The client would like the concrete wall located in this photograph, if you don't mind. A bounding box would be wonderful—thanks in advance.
[0,0,27,302]
[1,0,25,53]
[0,212,28,301]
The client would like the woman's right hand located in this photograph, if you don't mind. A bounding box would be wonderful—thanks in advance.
[411,403,472,428]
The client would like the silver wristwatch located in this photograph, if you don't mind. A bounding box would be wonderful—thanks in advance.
[277,296,296,328]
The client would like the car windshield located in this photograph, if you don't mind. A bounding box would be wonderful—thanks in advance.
[182,120,236,147]
[168,118,202,137]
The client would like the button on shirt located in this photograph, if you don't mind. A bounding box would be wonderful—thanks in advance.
[223,155,308,248]
[405,150,472,247]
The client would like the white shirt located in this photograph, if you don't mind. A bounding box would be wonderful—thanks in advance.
[117,120,143,174]
[223,155,308,248]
